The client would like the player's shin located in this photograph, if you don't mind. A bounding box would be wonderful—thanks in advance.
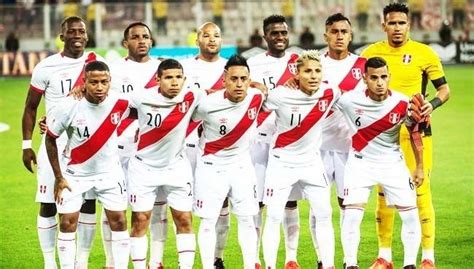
[57,231,76,269]
[283,206,300,263]
[341,208,364,267]
[309,211,321,260]
[111,230,131,269]
[311,200,335,267]
[398,207,421,267]
[214,205,230,260]
[76,213,96,268]
[176,233,196,269]
[100,208,114,267]
[417,185,436,261]
[130,235,148,269]
[237,215,258,268]
[262,203,284,268]
[254,206,264,263]
[376,188,395,261]
[149,202,168,267]
[198,217,218,269]
[37,215,58,269]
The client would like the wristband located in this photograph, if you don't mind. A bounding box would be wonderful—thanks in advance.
[22,140,32,150]
[429,97,443,110]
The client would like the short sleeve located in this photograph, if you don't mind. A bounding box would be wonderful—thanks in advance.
[422,46,446,81]
[29,64,48,94]
[48,100,73,138]
[263,86,282,111]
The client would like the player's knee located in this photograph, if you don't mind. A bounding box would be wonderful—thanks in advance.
[39,203,57,217]
[174,212,193,233]
[312,205,332,225]
[59,214,79,232]
[80,199,96,214]
[236,215,254,229]
[131,212,150,235]
[109,212,128,232]
[285,200,297,209]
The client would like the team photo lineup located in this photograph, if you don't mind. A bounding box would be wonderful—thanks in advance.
[18,2,455,269]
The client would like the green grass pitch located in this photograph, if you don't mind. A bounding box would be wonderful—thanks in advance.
[0,65,473,268]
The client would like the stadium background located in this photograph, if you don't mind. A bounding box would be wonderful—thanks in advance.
[0,0,473,268]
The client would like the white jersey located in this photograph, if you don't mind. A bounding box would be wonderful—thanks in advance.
[247,51,299,143]
[109,57,161,146]
[130,87,206,168]
[336,89,411,162]
[320,52,366,152]
[180,56,227,144]
[48,93,130,177]
[193,88,264,165]
[264,84,340,167]
[30,51,103,126]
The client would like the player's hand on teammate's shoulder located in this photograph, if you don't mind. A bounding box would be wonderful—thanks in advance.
[69,85,85,100]
[284,77,299,90]
[250,81,268,96]
[54,176,72,203]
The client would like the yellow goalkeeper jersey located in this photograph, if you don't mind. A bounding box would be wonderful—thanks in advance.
[361,39,445,97]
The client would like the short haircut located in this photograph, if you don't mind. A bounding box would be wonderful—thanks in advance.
[263,14,287,34]
[123,22,152,40]
[60,16,85,31]
[197,22,221,37]
[325,13,351,26]
[383,2,409,18]
[296,50,321,70]
[224,54,249,72]
[157,59,183,77]
[85,61,110,73]
[364,57,387,72]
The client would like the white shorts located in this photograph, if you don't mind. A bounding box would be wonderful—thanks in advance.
[127,156,193,212]
[342,155,416,207]
[193,157,259,219]
[184,142,198,177]
[263,156,330,206]
[36,135,67,203]
[56,170,127,214]
[250,141,270,201]
[117,142,136,176]
[321,150,348,199]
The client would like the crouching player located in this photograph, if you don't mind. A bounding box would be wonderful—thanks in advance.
[338,57,424,269]
[45,61,130,269]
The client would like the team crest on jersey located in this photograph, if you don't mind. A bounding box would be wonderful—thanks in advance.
[318,100,329,112]
[402,54,412,64]
[288,63,298,75]
[351,68,362,80]
[389,112,401,124]
[247,107,257,120]
[110,112,121,125]
[178,101,189,113]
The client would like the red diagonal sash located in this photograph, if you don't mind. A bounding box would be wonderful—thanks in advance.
[71,53,97,91]
[210,72,225,90]
[339,57,366,92]
[69,99,129,165]
[144,71,158,89]
[117,117,134,136]
[137,92,195,150]
[352,101,408,152]
[257,53,299,127]
[274,89,334,149]
[203,94,263,156]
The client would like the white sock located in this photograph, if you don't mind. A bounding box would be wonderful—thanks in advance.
[176,233,196,269]
[131,236,148,269]
[262,204,284,269]
[149,203,167,267]
[399,208,421,267]
[57,231,76,269]
[254,207,264,264]
[101,209,114,267]
[111,231,131,269]
[283,207,300,263]
[313,206,335,267]
[76,213,96,269]
[422,249,435,262]
[37,216,58,269]
[237,215,257,268]
[309,211,320,260]
[215,206,230,259]
[198,218,217,269]
[378,247,392,262]
[341,208,364,267]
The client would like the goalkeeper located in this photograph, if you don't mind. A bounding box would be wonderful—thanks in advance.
[361,3,451,269]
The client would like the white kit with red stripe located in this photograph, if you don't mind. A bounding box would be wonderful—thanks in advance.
[47,92,130,177]
[336,89,411,162]
[193,88,265,165]
[320,53,366,152]
[130,87,206,168]
[264,84,341,167]
[248,52,299,143]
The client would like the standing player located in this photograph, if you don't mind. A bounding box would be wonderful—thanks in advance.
[261,50,338,269]
[338,57,423,269]
[193,55,262,269]
[310,13,366,268]
[104,21,165,269]
[128,59,203,269]
[246,15,301,268]
[21,16,100,269]
[45,61,130,269]
[361,3,450,268]
[179,22,230,268]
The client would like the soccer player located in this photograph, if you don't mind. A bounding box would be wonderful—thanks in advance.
[247,14,301,268]
[179,22,230,268]
[261,50,339,269]
[21,16,100,269]
[193,55,262,269]
[361,3,450,268]
[45,61,130,269]
[105,22,164,269]
[338,56,423,269]
[128,59,203,269]
[310,13,367,268]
